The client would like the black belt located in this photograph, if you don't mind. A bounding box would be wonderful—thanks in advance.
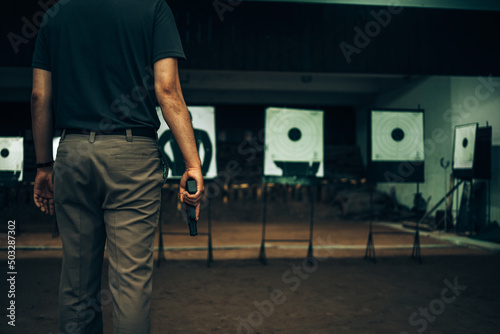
[65,127,156,139]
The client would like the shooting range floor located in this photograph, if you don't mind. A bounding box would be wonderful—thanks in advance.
[1,217,500,334]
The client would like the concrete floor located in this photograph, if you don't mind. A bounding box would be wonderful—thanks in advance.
[1,217,499,334]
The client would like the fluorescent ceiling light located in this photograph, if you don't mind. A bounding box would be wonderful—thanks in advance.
[243,0,500,12]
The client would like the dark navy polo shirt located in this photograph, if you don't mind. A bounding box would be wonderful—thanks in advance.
[32,0,185,131]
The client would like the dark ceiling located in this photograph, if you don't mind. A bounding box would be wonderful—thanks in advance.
[2,0,500,75]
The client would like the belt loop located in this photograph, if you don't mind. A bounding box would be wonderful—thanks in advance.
[61,129,67,140]
[89,131,96,144]
[126,129,133,142]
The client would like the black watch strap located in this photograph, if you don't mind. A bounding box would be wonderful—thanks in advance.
[36,161,54,169]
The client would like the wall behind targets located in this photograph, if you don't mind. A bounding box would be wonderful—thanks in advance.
[449,76,500,226]
[357,75,500,225]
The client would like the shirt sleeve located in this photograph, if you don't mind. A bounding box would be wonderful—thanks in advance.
[152,1,186,64]
[32,16,51,71]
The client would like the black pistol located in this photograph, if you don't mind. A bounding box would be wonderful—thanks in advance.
[186,178,197,236]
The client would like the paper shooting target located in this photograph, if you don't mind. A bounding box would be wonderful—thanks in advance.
[156,106,217,179]
[371,111,424,162]
[0,137,24,182]
[264,107,324,177]
[453,123,477,170]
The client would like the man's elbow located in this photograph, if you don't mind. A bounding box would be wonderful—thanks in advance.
[30,90,52,117]
[155,81,178,97]
[31,89,47,105]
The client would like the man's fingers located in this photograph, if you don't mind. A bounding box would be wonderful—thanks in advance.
[183,195,202,206]
[48,198,54,215]
[185,189,204,200]
[179,191,184,204]
[180,190,203,205]
[182,197,196,206]
[34,195,43,210]
[34,192,54,215]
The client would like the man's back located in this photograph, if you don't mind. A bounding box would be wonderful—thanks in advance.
[31,2,203,331]
[33,0,185,131]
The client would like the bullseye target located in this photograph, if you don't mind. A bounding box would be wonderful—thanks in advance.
[0,137,24,182]
[371,111,424,161]
[264,107,324,177]
[453,123,477,170]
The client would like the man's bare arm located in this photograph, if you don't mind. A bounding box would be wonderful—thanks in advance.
[31,68,54,215]
[155,58,199,169]
[32,68,54,164]
[154,58,204,215]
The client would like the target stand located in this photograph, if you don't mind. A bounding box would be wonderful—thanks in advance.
[368,178,466,262]
[157,183,214,268]
[258,177,317,265]
[365,109,425,263]
[259,107,324,264]
[364,185,423,263]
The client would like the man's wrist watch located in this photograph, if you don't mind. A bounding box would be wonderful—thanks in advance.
[36,161,54,169]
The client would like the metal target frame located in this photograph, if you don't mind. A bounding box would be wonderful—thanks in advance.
[365,108,425,263]
[259,107,324,264]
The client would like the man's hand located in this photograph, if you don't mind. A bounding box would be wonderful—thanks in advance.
[179,167,204,220]
[33,168,54,215]
[31,67,54,216]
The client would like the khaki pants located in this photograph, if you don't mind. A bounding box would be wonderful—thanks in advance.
[53,130,164,334]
